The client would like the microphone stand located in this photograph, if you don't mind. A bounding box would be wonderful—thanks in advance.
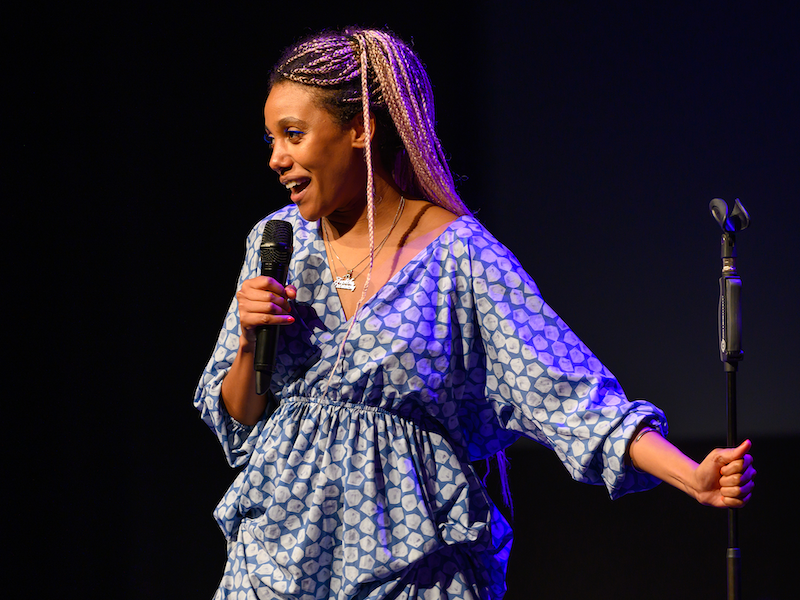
[709,198,750,600]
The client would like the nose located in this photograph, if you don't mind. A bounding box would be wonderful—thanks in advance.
[269,139,292,174]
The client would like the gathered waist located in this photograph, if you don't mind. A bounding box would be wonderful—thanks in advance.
[276,394,453,437]
[281,394,398,416]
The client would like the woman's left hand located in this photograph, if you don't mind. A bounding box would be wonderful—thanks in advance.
[692,440,756,508]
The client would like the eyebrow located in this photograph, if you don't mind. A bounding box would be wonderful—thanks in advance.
[277,117,308,130]
[265,117,308,136]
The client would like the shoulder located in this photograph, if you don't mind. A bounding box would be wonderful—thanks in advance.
[410,200,459,229]
[398,199,461,246]
[436,211,498,247]
[444,214,528,278]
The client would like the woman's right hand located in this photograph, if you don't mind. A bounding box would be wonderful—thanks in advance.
[221,277,297,424]
[236,276,297,346]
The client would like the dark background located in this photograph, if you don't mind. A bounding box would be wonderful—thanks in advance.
[14,1,798,598]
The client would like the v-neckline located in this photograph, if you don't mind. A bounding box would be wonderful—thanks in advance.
[314,216,466,324]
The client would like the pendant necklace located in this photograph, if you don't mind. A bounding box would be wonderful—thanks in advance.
[324,196,406,292]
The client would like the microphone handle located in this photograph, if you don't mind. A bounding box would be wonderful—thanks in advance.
[254,261,288,395]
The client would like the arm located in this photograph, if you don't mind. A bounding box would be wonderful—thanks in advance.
[460,221,668,496]
[628,427,756,508]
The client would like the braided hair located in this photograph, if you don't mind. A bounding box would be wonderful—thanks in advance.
[268,28,471,218]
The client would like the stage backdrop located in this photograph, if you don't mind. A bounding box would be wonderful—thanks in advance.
[16,1,797,598]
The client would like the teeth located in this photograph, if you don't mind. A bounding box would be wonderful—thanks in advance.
[285,180,307,190]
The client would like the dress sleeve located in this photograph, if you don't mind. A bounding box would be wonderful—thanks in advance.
[193,222,268,468]
[460,223,667,499]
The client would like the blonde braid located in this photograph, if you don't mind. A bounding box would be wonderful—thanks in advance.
[324,33,378,394]
[362,31,470,216]
[270,28,471,218]
[355,32,376,314]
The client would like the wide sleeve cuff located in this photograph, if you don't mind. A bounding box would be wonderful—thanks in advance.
[601,404,668,499]
[194,352,268,467]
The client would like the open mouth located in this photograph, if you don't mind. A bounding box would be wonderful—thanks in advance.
[285,179,310,197]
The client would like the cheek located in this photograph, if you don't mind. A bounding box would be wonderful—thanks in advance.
[317,151,364,191]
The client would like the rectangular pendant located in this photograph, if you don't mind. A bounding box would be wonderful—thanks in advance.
[333,274,357,291]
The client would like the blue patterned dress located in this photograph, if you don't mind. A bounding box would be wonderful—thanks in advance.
[194,205,667,600]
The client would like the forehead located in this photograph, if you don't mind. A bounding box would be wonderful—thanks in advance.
[263,82,328,127]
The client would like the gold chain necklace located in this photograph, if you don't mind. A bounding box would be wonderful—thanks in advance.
[324,196,406,292]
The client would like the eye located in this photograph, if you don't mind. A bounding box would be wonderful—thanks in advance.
[285,129,305,142]
[263,133,274,147]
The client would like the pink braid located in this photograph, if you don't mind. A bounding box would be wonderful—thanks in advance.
[325,33,377,395]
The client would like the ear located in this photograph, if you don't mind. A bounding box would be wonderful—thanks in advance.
[349,113,377,149]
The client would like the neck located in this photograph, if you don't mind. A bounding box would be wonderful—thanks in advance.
[323,174,403,244]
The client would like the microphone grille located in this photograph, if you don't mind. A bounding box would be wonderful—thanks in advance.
[261,220,293,264]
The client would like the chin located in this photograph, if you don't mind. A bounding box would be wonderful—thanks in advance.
[295,202,324,223]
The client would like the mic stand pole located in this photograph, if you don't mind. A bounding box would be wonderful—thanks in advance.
[721,229,741,600]
[709,197,750,600]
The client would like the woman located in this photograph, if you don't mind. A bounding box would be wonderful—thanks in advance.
[195,28,755,600]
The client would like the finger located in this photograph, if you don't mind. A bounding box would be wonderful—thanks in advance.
[721,478,755,503]
[240,300,294,325]
[240,314,295,342]
[739,478,755,498]
[238,291,293,323]
[715,439,752,466]
[738,464,757,485]
[721,477,755,498]
[241,309,295,330]
[723,493,751,508]
[238,283,292,306]
[258,276,292,296]
[719,458,745,476]
[241,290,292,311]
[255,312,296,326]
[719,472,743,488]
[719,469,756,488]
[720,453,753,477]
[243,301,292,320]
[244,276,291,296]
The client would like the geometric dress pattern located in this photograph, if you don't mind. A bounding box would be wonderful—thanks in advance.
[194,205,667,600]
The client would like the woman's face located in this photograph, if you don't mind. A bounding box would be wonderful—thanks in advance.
[264,81,367,222]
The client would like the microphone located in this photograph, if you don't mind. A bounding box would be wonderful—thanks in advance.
[254,220,293,395]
